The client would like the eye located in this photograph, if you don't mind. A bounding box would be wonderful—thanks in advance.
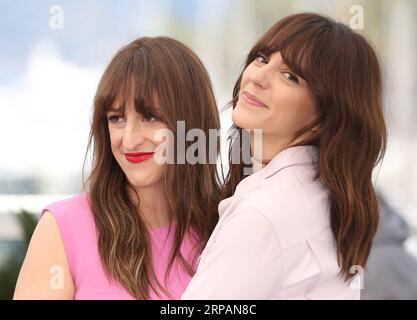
[254,53,268,64]
[142,114,158,123]
[107,115,124,123]
[146,116,157,123]
[283,71,299,84]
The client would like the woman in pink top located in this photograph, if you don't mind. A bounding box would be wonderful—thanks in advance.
[182,13,387,299]
[14,37,222,299]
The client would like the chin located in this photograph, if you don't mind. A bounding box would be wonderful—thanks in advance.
[126,169,164,189]
[232,104,263,130]
[127,175,153,188]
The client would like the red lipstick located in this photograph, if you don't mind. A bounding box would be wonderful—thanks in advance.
[124,152,154,164]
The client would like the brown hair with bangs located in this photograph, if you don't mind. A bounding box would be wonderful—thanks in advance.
[83,36,222,299]
[223,13,387,281]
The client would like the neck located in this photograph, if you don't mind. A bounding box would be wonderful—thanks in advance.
[250,132,290,171]
[249,129,312,170]
[128,180,171,228]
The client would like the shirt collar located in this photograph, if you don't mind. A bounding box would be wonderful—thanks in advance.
[260,145,319,179]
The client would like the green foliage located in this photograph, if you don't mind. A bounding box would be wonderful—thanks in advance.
[0,210,37,300]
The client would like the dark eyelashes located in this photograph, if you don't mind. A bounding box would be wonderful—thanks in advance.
[141,110,160,122]
[107,113,159,122]
[254,52,268,64]
[137,104,161,121]
[107,115,121,122]
[253,52,300,84]
[284,71,300,84]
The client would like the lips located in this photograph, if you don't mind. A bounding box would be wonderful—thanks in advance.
[124,152,155,164]
[242,91,267,108]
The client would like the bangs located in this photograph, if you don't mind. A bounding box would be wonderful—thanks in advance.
[248,14,334,82]
[96,47,164,120]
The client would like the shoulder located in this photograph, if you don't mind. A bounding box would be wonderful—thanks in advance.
[39,192,92,226]
[219,206,279,239]
[210,205,281,257]
[40,192,90,218]
[14,211,75,299]
[237,165,331,249]
[183,207,283,299]
[37,192,95,273]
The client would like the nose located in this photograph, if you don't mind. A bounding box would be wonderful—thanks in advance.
[249,63,271,89]
[122,119,146,151]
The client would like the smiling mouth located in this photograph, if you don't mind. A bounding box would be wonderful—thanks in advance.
[241,91,268,108]
[124,152,155,164]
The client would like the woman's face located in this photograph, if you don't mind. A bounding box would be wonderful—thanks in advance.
[107,97,169,189]
[232,51,317,144]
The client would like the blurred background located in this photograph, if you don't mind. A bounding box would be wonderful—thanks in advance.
[0,0,416,299]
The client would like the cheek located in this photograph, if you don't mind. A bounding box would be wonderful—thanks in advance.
[288,91,316,124]
[268,89,316,131]
[108,127,122,153]
[239,66,253,91]
[150,124,170,146]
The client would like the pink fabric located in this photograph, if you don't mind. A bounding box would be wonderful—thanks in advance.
[39,192,199,300]
[182,146,361,299]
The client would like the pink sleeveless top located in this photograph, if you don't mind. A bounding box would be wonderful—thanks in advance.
[39,192,200,300]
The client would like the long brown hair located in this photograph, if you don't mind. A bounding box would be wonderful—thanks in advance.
[83,36,222,299]
[223,13,387,281]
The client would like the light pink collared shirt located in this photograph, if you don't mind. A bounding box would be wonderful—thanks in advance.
[182,145,360,299]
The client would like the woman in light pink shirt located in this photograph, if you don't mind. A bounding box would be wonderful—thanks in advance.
[14,37,222,299]
[182,13,387,299]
